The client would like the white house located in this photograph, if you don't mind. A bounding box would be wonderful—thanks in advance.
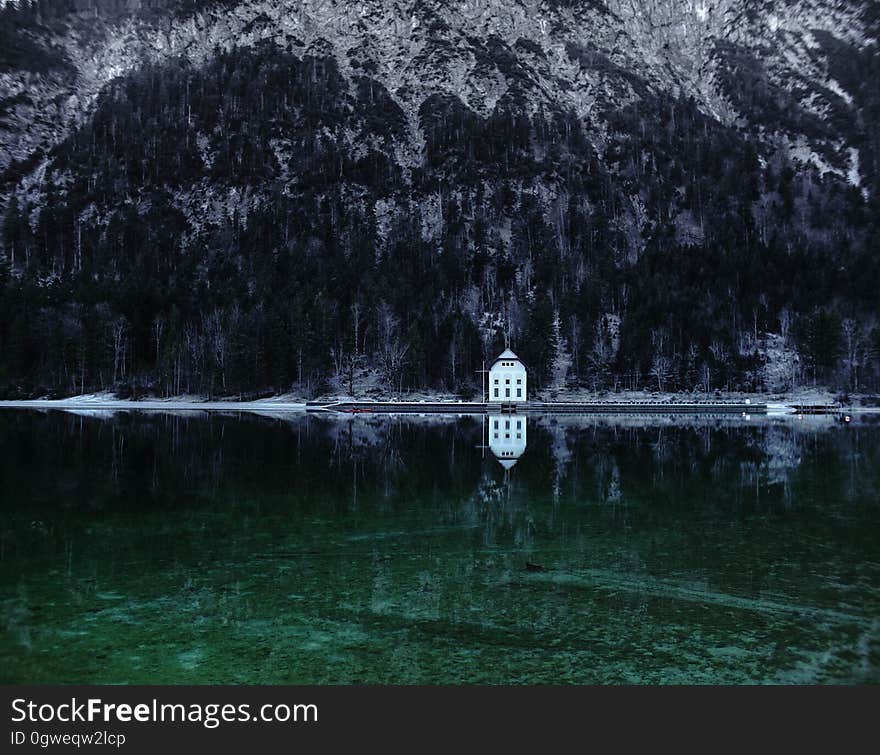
[488,415,527,469]
[488,348,527,402]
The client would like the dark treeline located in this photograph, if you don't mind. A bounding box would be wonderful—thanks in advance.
[1,39,879,399]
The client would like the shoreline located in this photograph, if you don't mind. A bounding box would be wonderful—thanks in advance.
[0,399,308,412]
[0,392,876,416]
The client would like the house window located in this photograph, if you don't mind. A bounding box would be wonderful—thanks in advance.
[516,379,521,384]
[505,420,510,429]
[494,420,499,429]
[516,433,521,439]
[505,433,509,439]
[516,421,521,429]
[494,388,499,398]
[494,432,498,439]
[505,388,510,398]
[505,378,510,384]
[517,388,522,398]
[494,378,499,384]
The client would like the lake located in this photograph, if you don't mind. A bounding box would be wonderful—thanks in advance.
[1,409,878,684]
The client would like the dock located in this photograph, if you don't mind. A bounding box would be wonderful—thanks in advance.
[790,404,842,415]
[305,400,767,415]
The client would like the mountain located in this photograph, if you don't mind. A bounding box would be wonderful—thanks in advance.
[0,0,878,398]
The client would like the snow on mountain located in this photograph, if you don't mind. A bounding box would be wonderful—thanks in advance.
[0,0,873,188]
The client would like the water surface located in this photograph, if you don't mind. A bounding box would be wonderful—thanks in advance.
[1,410,878,683]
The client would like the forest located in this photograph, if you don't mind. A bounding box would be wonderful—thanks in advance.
[1,26,879,399]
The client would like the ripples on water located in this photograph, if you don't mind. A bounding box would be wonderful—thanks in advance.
[1,410,878,683]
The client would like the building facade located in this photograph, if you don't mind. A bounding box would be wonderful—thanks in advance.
[488,348,527,402]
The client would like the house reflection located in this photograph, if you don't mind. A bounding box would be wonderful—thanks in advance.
[488,414,527,469]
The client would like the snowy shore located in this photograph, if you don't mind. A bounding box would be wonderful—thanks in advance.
[0,388,876,415]
[0,393,308,413]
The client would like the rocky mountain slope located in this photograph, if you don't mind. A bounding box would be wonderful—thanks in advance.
[2,1,875,185]
[0,0,878,397]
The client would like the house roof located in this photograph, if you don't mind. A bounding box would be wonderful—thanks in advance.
[491,348,523,367]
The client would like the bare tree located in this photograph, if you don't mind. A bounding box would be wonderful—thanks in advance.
[331,344,365,397]
[346,352,365,396]
[569,315,581,378]
[841,318,860,391]
[205,308,233,392]
[588,319,614,389]
[650,354,671,392]
[779,308,793,343]
[330,344,345,393]
[449,335,457,387]
[684,342,699,390]
[375,302,410,393]
[351,301,363,355]
[708,339,728,391]
[377,340,410,394]
[651,327,668,357]
[153,315,165,364]
[709,338,728,364]
[376,301,398,355]
[183,322,201,395]
[109,317,129,384]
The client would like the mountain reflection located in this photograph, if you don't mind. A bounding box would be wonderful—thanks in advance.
[0,410,873,521]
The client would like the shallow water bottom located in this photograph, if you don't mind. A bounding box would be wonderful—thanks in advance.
[1,411,878,683]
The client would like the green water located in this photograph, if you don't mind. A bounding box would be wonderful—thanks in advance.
[1,410,878,684]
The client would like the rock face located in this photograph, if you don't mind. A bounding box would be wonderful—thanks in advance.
[1,1,873,178]
[0,0,878,397]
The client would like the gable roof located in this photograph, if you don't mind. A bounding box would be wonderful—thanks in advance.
[491,348,524,367]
